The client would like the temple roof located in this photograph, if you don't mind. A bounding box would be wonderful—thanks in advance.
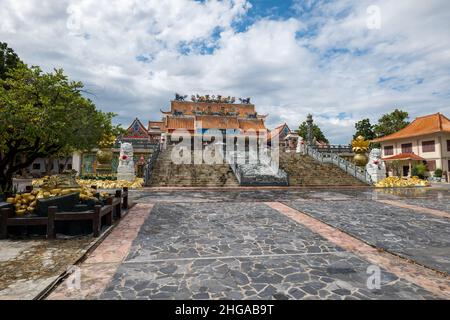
[165,117,195,130]
[372,113,450,142]
[267,123,291,141]
[195,115,240,129]
[170,101,256,117]
[238,119,266,131]
[123,118,149,139]
[163,115,267,131]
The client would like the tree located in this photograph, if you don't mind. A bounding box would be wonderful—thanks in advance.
[297,121,329,144]
[0,63,122,191]
[0,42,21,80]
[373,109,409,138]
[353,118,375,140]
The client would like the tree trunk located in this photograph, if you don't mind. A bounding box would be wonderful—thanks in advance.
[0,171,14,193]
[45,158,54,175]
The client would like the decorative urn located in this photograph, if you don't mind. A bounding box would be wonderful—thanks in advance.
[351,135,370,167]
[95,134,116,175]
[96,149,113,164]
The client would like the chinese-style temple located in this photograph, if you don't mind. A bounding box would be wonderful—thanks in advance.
[160,95,268,141]
[76,94,270,176]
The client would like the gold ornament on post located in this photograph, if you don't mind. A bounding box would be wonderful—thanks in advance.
[352,135,370,167]
[96,134,116,175]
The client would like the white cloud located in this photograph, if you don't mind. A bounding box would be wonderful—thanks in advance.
[1,0,449,143]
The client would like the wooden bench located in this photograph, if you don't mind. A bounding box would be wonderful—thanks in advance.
[1,207,50,239]
[0,188,129,239]
[48,203,114,238]
[104,187,129,219]
[1,203,114,239]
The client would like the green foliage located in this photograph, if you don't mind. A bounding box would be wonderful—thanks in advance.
[0,46,123,191]
[297,121,329,144]
[0,42,21,80]
[412,163,427,179]
[373,109,409,138]
[434,168,443,178]
[79,174,117,181]
[353,118,375,140]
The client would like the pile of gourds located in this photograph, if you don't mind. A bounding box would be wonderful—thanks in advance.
[76,178,144,189]
[375,176,430,188]
[6,187,103,215]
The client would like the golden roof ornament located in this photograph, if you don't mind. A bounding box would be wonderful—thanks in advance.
[352,135,370,153]
[352,135,370,166]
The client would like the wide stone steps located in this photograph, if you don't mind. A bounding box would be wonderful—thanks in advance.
[279,153,366,186]
[149,146,239,187]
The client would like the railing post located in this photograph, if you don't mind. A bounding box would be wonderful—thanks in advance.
[47,206,56,240]
[115,190,122,219]
[1,208,10,239]
[93,205,101,237]
[122,187,129,210]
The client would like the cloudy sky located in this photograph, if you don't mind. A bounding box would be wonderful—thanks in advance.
[1,0,449,143]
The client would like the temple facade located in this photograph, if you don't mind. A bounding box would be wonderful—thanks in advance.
[73,94,273,176]
[159,95,268,142]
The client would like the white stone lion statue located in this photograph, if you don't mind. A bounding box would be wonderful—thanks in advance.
[117,142,135,181]
[366,148,386,183]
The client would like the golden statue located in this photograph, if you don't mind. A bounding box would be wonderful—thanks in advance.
[352,135,370,166]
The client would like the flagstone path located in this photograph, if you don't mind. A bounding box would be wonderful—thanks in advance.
[47,187,450,300]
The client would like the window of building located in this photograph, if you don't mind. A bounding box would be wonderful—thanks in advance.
[426,160,436,171]
[32,163,41,170]
[401,143,413,154]
[422,140,435,153]
[447,140,450,152]
[384,146,394,156]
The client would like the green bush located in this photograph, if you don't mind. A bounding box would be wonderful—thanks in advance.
[434,168,443,178]
[412,163,427,179]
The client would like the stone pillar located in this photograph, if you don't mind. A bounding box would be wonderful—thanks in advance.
[306,114,313,146]
[72,151,82,176]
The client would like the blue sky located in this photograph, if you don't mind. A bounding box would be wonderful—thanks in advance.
[1,0,450,143]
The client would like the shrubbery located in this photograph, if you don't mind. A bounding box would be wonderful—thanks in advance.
[411,163,427,179]
[79,174,117,181]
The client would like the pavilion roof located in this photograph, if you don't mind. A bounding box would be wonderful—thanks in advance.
[382,153,426,161]
[372,113,450,142]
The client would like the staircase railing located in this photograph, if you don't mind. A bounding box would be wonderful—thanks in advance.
[310,144,352,154]
[218,146,288,186]
[144,143,161,186]
[217,147,243,184]
[306,146,373,185]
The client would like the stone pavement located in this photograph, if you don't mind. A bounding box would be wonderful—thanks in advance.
[0,237,96,299]
[47,187,450,300]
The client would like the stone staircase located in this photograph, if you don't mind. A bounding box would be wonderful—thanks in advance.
[149,146,239,187]
[279,152,367,186]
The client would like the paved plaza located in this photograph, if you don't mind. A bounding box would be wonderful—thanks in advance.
[48,187,450,300]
